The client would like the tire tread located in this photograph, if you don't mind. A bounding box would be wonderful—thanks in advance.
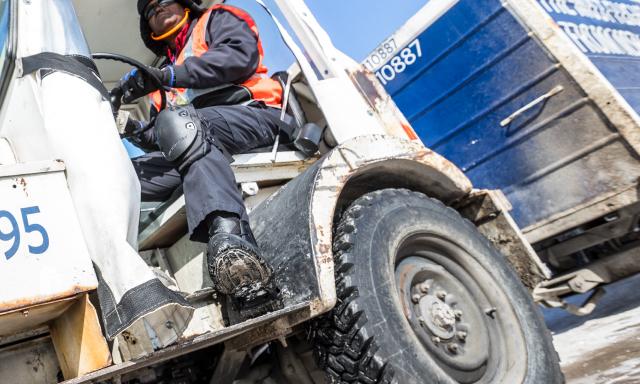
[311,188,562,384]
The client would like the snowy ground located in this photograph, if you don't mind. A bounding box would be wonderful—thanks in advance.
[544,274,640,383]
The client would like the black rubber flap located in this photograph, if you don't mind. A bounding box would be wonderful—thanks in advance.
[21,52,110,101]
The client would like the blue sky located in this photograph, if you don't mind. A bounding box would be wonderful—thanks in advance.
[226,0,427,72]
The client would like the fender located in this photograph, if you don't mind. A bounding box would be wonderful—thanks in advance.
[250,135,474,317]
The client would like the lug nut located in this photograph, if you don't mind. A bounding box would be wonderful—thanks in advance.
[432,336,441,344]
[412,294,421,303]
[448,344,459,354]
[457,331,467,341]
[419,282,430,294]
[454,309,463,319]
[436,291,447,300]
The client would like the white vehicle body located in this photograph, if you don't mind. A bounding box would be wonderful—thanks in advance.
[0,1,553,383]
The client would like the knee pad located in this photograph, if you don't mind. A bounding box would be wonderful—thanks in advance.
[155,105,209,173]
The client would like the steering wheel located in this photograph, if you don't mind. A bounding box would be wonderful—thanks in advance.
[91,52,167,113]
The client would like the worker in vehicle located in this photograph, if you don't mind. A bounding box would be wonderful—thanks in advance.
[115,0,287,317]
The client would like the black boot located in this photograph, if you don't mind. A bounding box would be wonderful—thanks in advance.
[206,213,279,319]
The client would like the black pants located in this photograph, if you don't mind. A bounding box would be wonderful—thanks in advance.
[132,104,280,243]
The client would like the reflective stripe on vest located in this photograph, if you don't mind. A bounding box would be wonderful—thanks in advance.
[151,5,282,110]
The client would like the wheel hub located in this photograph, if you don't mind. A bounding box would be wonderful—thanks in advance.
[419,295,457,339]
[395,256,492,380]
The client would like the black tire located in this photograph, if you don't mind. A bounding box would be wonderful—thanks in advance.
[312,189,562,384]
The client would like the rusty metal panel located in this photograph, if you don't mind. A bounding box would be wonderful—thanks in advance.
[0,161,97,333]
[0,296,75,337]
[457,189,551,289]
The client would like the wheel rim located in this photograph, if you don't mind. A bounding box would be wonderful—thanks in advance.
[394,233,527,383]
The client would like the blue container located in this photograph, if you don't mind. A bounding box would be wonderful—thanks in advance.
[366,0,640,242]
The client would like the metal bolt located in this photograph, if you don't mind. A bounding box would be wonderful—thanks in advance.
[457,331,467,341]
[418,316,426,326]
[454,309,463,319]
[448,344,459,354]
[419,282,430,294]
[22,310,28,317]
[412,294,422,303]
[436,290,447,300]
[432,336,441,344]
[165,321,174,329]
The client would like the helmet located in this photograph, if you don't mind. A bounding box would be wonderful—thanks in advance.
[137,0,205,56]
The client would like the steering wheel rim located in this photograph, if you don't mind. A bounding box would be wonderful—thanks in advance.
[92,52,167,112]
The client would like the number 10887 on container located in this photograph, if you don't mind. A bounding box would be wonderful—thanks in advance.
[363,38,423,86]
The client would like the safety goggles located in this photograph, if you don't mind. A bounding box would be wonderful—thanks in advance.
[143,0,176,20]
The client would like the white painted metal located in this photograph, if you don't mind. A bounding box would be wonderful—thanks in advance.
[20,0,90,58]
[233,150,309,166]
[0,166,97,316]
[0,159,65,178]
[268,0,388,144]
[232,151,317,183]
[0,2,103,338]
[0,138,15,165]
[265,0,337,81]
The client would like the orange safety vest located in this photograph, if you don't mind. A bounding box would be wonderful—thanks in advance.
[150,5,282,111]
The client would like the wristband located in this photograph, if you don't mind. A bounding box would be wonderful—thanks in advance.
[163,66,176,87]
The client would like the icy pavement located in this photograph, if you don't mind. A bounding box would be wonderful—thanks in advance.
[544,274,640,383]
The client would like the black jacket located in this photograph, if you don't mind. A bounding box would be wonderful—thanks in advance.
[170,7,261,89]
[132,6,264,150]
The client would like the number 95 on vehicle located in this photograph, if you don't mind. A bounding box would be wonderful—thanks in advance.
[0,206,49,261]
[0,168,96,304]
[0,171,85,266]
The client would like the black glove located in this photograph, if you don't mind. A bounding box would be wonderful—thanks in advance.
[121,118,141,137]
[119,66,173,104]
